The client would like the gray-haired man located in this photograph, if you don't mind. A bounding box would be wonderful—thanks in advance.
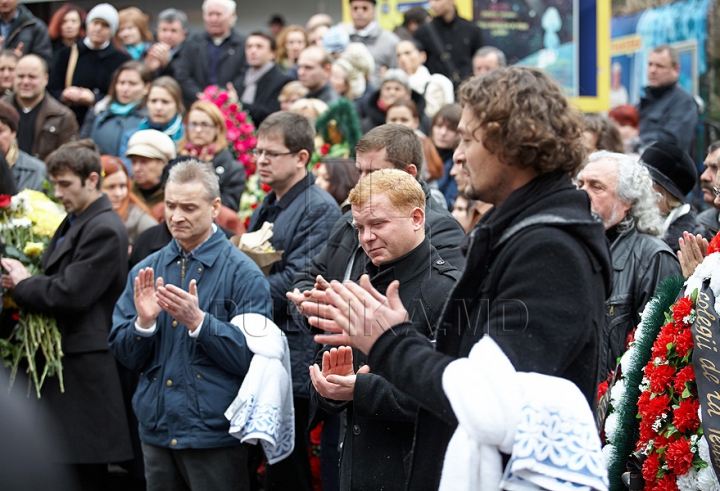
[145,8,189,79]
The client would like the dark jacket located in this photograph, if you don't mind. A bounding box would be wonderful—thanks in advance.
[604,226,681,374]
[359,88,428,134]
[663,205,705,250]
[243,64,293,125]
[413,12,483,86]
[306,82,341,106]
[48,41,130,127]
[638,82,698,155]
[365,171,613,490]
[697,206,719,239]
[2,5,52,66]
[11,150,46,192]
[81,103,147,157]
[110,227,272,449]
[2,93,78,161]
[174,31,247,110]
[211,147,246,212]
[249,173,341,397]
[13,194,133,463]
[311,239,459,491]
[292,180,466,305]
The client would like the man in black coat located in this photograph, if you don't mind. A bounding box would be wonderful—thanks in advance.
[239,31,292,126]
[1,140,133,488]
[144,8,190,81]
[308,169,459,491]
[173,0,247,110]
[304,68,613,490]
[0,0,52,66]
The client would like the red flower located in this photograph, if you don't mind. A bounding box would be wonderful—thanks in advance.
[11,312,19,321]
[672,297,694,325]
[673,398,700,433]
[642,453,661,483]
[652,329,676,358]
[597,380,609,404]
[261,183,272,193]
[675,328,694,358]
[319,143,331,156]
[709,232,720,254]
[650,364,676,394]
[0,194,10,208]
[644,394,672,422]
[655,473,680,491]
[665,438,693,474]
[228,103,238,113]
[250,202,259,210]
[673,365,696,395]
[638,420,657,446]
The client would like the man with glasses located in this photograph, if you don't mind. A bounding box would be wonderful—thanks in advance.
[248,111,340,491]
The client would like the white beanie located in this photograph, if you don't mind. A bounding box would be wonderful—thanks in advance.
[86,3,120,36]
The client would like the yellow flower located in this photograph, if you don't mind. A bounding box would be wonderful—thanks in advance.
[23,241,44,257]
[19,190,65,238]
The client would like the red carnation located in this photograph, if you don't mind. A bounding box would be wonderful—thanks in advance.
[652,329,676,358]
[0,194,10,208]
[320,143,331,156]
[261,183,272,193]
[250,203,259,210]
[642,453,661,483]
[675,328,694,358]
[673,365,696,395]
[638,420,657,446]
[673,399,700,433]
[709,232,720,254]
[645,394,672,422]
[655,473,680,491]
[673,297,694,325]
[665,438,693,474]
[597,380,609,404]
[650,364,676,394]
[11,312,19,321]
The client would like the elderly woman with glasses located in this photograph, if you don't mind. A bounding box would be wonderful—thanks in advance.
[177,100,246,211]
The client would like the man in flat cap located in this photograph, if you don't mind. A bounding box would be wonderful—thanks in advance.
[128,129,177,210]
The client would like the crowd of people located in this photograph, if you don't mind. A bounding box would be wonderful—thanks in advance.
[0,0,714,490]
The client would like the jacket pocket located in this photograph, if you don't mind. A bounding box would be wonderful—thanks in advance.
[604,295,634,372]
[132,364,162,430]
[191,354,238,430]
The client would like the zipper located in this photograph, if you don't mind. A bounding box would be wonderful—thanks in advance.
[181,257,186,286]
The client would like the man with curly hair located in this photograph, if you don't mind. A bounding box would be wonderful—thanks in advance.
[303,66,614,489]
[578,151,680,375]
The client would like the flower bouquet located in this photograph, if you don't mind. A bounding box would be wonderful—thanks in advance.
[0,190,66,397]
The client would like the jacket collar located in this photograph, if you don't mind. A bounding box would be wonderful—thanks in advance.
[363,237,431,291]
[162,225,225,267]
[609,227,639,271]
[43,194,112,271]
[643,81,678,100]
[262,172,314,210]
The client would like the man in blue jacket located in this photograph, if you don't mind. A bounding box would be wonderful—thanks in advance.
[109,159,272,491]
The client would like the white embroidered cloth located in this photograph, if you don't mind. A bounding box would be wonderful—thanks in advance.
[225,313,294,464]
[439,336,608,491]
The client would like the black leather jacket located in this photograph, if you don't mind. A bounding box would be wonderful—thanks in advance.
[604,227,681,374]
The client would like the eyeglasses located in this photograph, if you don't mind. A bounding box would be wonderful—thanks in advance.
[252,149,296,159]
[187,122,216,131]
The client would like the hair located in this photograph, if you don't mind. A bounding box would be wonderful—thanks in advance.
[258,111,315,158]
[248,30,276,52]
[157,8,188,30]
[306,13,333,31]
[387,99,419,121]
[289,98,328,123]
[458,67,586,175]
[149,76,185,116]
[583,114,624,154]
[707,141,720,155]
[202,0,236,16]
[167,159,220,202]
[455,192,483,229]
[101,155,155,220]
[432,103,461,131]
[355,124,423,175]
[301,45,333,68]
[652,44,679,67]
[0,49,18,62]
[349,168,426,213]
[473,46,507,67]
[48,3,87,41]
[278,80,309,103]
[275,25,308,64]
[46,139,103,188]
[319,157,360,206]
[107,61,152,105]
[608,104,639,129]
[178,101,228,156]
[587,151,664,236]
[118,7,154,43]
[403,6,429,27]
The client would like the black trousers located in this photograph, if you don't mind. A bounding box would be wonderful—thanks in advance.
[264,396,312,491]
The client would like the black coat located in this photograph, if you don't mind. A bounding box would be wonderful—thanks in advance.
[366,171,613,490]
[48,41,130,127]
[3,5,52,66]
[638,82,698,155]
[174,31,247,110]
[242,64,292,125]
[12,194,133,463]
[211,147,246,212]
[311,239,459,491]
[663,206,705,249]
[359,88,429,135]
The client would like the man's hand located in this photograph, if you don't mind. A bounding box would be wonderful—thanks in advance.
[678,232,709,279]
[308,275,408,354]
[134,268,163,328]
[61,86,95,106]
[1,258,31,290]
[287,275,333,319]
[157,279,204,332]
[309,346,370,401]
[145,42,170,71]
[225,82,239,102]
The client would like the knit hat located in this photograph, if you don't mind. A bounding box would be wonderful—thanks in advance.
[126,130,177,162]
[0,101,19,132]
[86,3,120,36]
[334,58,366,100]
[640,141,697,201]
[341,42,375,80]
[381,68,410,91]
[322,25,350,55]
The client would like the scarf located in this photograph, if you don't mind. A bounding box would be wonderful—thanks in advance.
[241,62,275,105]
[139,114,185,143]
[109,99,140,117]
[126,43,146,60]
